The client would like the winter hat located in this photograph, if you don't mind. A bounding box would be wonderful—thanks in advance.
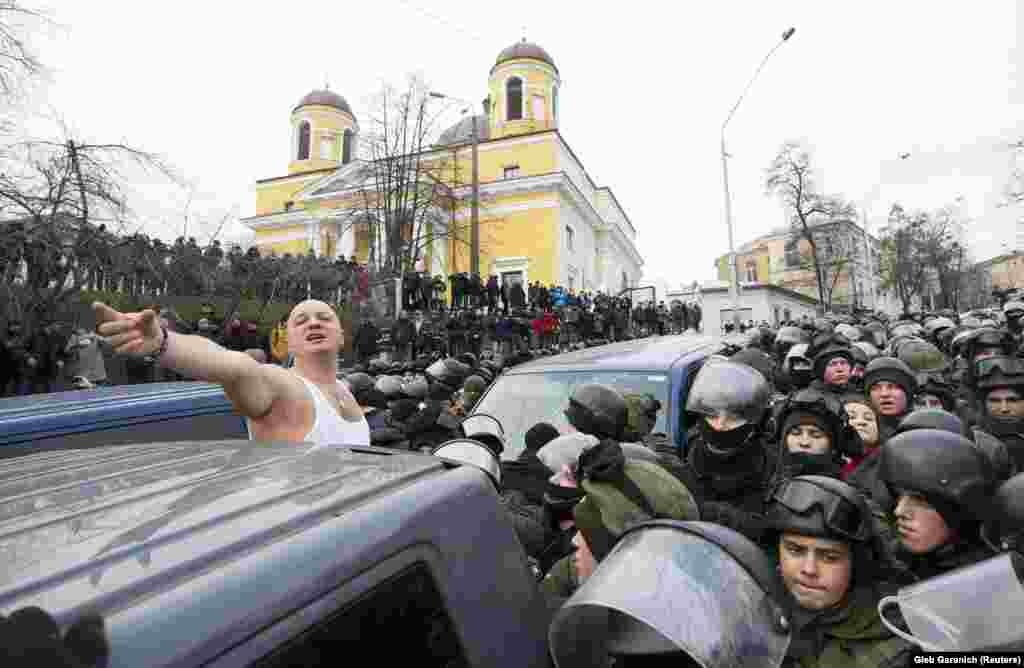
[863,357,918,399]
[524,422,561,452]
[781,410,833,445]
[573,459,701,561]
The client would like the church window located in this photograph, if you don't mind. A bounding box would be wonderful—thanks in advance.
[553,87,558,122]
[622,271,629,292]
[745,261,758,283]
[297,121,311,160]
[565,225,575,252]
[319,136,334,160]
[343,129,354,164]
[532,95,545,121]
[506,77,523,120]
[503,165,520,179]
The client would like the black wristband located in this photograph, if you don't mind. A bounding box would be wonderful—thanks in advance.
[144,326,169,365]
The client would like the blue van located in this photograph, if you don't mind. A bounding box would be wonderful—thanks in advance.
[472,334,723,457]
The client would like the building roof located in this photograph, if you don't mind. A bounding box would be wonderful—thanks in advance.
[492,39,558,73]
[975,251,1023,269]
[436,114,491,147]
[694,281,820,306]
[293,88,353,116]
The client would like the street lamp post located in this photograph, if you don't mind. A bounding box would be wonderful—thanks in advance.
[721,27,795,329]
[429,91,480,276]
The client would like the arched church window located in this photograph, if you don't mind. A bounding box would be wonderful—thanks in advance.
[552,86,558,122]
[343,129,354,164]
[506,77,523,121]
[622,271,629,292]
[297,121,311,160]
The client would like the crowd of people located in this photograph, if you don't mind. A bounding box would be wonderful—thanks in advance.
[6,292,1024,665]
[334,301,1024,664]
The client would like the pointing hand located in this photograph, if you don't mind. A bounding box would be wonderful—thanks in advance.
[92,302,163,356]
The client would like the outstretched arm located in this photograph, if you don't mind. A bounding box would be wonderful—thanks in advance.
[93,302,285,419]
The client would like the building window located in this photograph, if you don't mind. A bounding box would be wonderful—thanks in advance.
[744,261,758,283]
[503,165,520,179]
[319,136,333,160]
[343,129,354,164]
[506,77,523,120]
[284,201,294,211]
[565,225,575,252]
[784,308,792,322]
[297,121,311,160]
[553,87,558,122]
[532,95,545,121]
[622,271,628,292]
[785,237,801,268]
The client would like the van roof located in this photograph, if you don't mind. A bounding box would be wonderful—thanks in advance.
[0,382,232,446]
[0,442,444,616]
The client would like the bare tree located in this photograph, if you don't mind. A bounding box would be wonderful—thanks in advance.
[878,204,930,316]
[0,135,178,329]
[0,1,50,98]
[795,223,857,311]
[765,141,856,311]
[324,74,498,277]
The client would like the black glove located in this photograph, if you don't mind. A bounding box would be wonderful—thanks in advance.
[0,607,109,668]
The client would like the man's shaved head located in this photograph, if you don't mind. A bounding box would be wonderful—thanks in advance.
[289,300,337,325]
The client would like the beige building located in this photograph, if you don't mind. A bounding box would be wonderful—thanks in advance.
[714,220,888,313]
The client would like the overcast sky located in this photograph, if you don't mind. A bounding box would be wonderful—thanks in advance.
[16,0,1024,289]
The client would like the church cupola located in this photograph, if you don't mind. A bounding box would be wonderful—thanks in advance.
[488,38,560,140]
[288,86,359,175]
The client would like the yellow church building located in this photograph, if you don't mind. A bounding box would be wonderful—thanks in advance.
[243,39,643,294]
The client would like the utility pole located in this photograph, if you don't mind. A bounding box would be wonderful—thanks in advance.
[720,27,795,329]
[471,113,480,275]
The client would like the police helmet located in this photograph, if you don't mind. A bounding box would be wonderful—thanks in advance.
[879,429,995,524]
[375,375,404,400]
[343,372,375,396]
[401,376,429,400]
[895,408,963,435]
[765,475,872,542]
[565,384,629,440]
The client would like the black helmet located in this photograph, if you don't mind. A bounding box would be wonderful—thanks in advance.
[765,475,872,542]
[401,376,429,400]
[686,360,771,427]
[776,325,810,347]
[863,357,918,398]
[988,472,1024,548]
[456,352,477,368]
[375,375,404,400]
[896,409,963,435]
[564,384,628,440]
[425,358,470,387]
[729,348,776,387]
[974,355,1024,392]
[879,429,995,524]
[343,372,375,396]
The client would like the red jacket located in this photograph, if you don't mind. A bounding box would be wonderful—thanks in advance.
[542,312,558,335]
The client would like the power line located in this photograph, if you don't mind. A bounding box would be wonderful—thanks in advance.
[393,0,490,44]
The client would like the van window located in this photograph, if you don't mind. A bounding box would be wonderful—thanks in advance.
[473,371,671,459]
[255,563,468,667]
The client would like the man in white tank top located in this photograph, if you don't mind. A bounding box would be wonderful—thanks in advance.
[92,299,370,448]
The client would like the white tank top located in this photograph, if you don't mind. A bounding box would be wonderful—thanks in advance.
[248,375,371,448]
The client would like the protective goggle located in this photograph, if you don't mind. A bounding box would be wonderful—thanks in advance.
[975,356,1024,379]
[770,478,869,541]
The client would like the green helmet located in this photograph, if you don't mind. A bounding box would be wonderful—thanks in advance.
[573,459,701,560]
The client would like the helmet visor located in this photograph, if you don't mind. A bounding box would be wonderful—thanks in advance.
[686,361,770,425]
[975,356,1024,380]
[769,478,869,542]
[549,525,791,667]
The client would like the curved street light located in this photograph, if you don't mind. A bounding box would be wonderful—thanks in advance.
[721,27,795,329]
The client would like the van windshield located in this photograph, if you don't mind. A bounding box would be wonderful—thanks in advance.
[472,371,671,460]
